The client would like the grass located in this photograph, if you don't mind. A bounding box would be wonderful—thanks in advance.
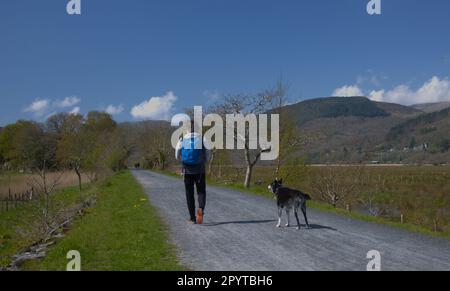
[0,184,93,267]
[156,169,450,241]
[1,171,184,270]
[22,171,184,271]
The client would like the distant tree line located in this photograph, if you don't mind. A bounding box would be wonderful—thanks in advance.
[0,111,131,190]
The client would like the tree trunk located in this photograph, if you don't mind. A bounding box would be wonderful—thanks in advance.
[244,165,253,188]
[75,167,82,191]
[244,148,252,188]
[208,150,216,176]
[243,147,262,188]
[275,157,281,179]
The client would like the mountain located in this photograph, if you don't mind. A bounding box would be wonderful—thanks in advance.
[119,97,450,165]
[287,97,450,164]
[385,107,450,163]
[411,102,450,113]
[279,97,391,125]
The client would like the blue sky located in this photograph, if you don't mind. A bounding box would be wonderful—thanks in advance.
[1,0,450,125]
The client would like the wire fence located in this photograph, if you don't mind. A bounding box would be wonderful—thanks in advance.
[0,188,34,213]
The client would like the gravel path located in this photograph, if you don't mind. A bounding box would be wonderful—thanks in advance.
[132,170,450,271]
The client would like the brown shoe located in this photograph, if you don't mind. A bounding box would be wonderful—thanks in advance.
[196,209,204,225]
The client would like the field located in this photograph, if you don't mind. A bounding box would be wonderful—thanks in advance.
[0,172,88,198]
[204,164,450,236]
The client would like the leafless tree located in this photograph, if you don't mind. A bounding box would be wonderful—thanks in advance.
[309,166,365,208]
[209,84,284,187]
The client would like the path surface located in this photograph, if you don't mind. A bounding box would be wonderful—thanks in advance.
[132,170,450,271]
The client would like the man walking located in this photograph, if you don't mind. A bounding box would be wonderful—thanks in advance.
[175,123,210,224]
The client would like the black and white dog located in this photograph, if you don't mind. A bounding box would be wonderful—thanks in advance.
[268,179,311,230]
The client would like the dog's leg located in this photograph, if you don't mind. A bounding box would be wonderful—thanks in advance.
[294,208,301,230]
[276,207,282,228]
[301,203,310,229]
[285,209,290,227]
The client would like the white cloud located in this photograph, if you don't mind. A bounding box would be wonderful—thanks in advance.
[24,96,83,119]
[368,76,450,105]
[54,96,81,108]
[331,85,364,97]
[24,99,50,117]
[105,104,124,115]
[69,106,81,115]
[332,76,450,105]
[131,91,177,120]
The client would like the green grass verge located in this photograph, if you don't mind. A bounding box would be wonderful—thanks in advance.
[155,169,450,241]
[0,184,93,267]
[2,171,184,271]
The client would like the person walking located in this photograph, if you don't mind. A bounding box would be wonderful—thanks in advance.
[175,123,210,224]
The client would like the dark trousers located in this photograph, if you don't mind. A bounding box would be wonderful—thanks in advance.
[184,173,206,221]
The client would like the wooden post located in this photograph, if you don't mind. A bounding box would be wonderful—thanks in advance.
[400,214,404,224]
[346,204,351,212]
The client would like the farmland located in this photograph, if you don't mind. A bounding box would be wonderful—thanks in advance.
[0,172,88,199]
[204,164,450,236]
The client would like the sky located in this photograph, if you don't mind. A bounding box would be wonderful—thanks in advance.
[1,0,450,125]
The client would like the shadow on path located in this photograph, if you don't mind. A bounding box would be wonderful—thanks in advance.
[305,224,337,231]
[203,220,276,227]
[203,220,337,231]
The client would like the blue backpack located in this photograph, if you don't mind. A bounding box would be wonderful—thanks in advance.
[181,136,204,166]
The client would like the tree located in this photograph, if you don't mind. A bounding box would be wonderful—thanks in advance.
[85,111,116,132]
[439,138,450,153]
[57,128,88,190]
[409,137,416,150]
[270,80,304,178]
[56,111,120,190]
[309,166,364,208]
[0,120,47,169]
[210,83,283,187]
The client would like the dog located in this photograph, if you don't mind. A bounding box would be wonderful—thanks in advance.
[268,179,311,230]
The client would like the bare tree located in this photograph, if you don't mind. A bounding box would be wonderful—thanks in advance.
[309,166,364,208]
[209,84,284,187]
[30,161,64,220]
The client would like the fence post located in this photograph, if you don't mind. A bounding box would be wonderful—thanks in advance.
[346,204,351,212]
